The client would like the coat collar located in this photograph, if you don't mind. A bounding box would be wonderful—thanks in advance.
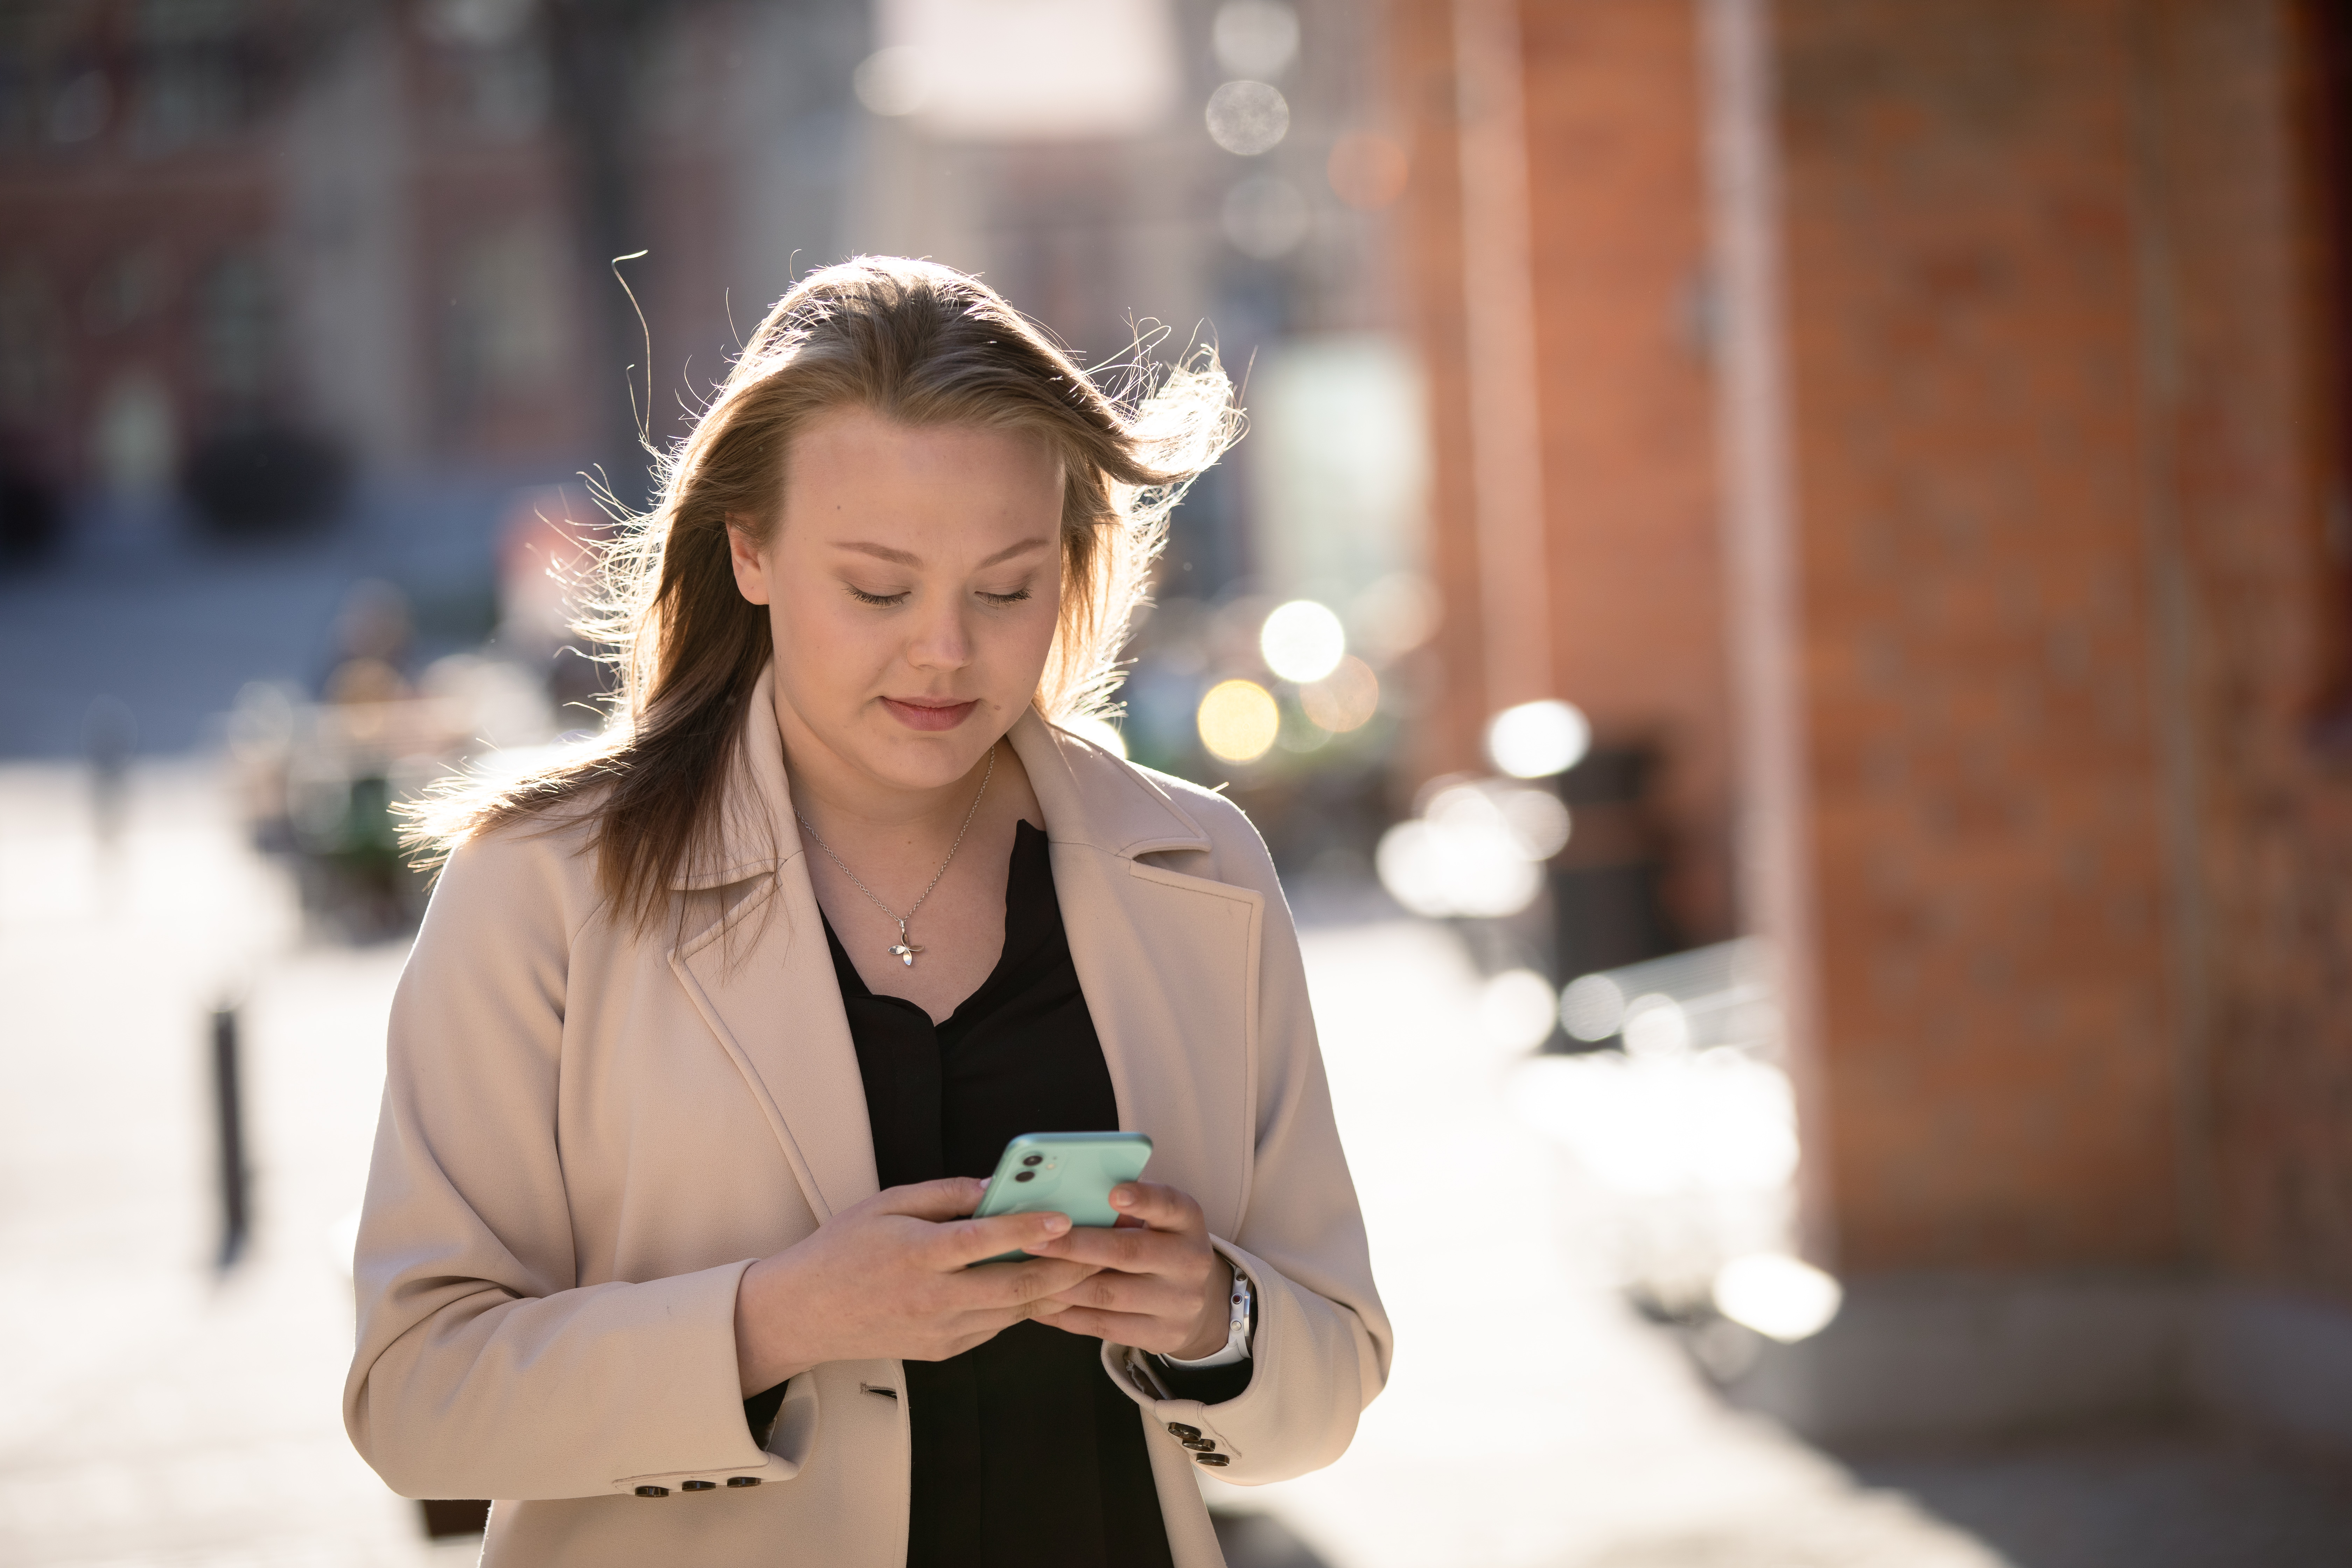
[665,668,1223,1226]
[672,668,1213,891]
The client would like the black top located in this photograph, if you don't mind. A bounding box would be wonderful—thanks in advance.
[750,820,1175,1568]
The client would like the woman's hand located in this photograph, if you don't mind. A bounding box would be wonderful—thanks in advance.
[1023,1182,1233,1360]
[733,1177,1103,1394]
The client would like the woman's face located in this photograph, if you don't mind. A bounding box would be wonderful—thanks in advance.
[728,405,1066,797]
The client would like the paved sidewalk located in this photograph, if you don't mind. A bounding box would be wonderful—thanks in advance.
[0,763,466,1568]
[1208,918,2352,1568]
[4,759,2346,1567]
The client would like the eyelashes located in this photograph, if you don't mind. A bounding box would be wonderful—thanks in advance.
[845,585,1034,608]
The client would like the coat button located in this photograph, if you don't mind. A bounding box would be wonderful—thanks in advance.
[726,1477,761,1488]
[1166,1423,1201,1441]
[634,1486,669,1498]
[1195,1452,1231,1467]
[681,1480,716,1491]
[1180,1437,1217,1452]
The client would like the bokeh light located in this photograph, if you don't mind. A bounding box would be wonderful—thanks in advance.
[1347,570,1442,660]
[853,46,928,116]
[1212,0,1300,78]
[1478,969,1559,1052]
[1259,598,1346,682]
[1560,972,1628,1042]
[1713,1254,1843,1343]
[1373,817,1541,919]
[1510,1049,1800,1197]
[1206,79,1290,155]
[1425,778,1569,860]
[1485,698,1592,779]
[1299,655,1379,732]
[1622,994,1692,1058]
[1196,678,1280,764]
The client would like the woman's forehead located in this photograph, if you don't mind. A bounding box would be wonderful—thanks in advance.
[779,409,1063,560]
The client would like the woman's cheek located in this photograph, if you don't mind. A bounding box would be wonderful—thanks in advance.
[775,593,884,702]
[1001,600,1062,688]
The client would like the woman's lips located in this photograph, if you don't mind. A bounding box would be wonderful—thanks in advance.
[881,696,979,732]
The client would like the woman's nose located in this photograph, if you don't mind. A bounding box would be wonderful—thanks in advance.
[904,595,974,671]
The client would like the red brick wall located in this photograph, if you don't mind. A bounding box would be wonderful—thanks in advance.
[1521,1,1733,943]
[1775,0,2188,1270]
[2151,0,2352,1307]
[1395,0,2352,1298]
[1393,0,1734,943]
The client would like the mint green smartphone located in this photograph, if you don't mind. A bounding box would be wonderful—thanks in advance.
[968,1131,1153,1264]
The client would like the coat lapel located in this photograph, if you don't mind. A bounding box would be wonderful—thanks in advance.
[660,690,1263,1237]
[666,674,878,1225]
[1009,711,1264,1240]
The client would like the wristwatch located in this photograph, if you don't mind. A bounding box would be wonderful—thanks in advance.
[1158,1266,1254,1369]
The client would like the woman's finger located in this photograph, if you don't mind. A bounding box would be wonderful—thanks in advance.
[868,1176,990,1223]
[1044,1266,1193,1318]
[935,1209,1072,1267]
[1106,1180,1204,1233]
[960,1254,1098,1305]
[1034,1303,1173,1349]
[1025,1219,1170,1273]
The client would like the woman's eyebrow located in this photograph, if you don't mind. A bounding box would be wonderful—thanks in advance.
[828,538,1052,568]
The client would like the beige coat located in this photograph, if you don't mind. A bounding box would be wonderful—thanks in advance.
[344,676,1392,1566]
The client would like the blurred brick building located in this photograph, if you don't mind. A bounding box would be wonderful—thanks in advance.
[0,0,865,542]
[1398,0,2352,1452]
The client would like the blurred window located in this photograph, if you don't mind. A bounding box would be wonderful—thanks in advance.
[198,250,274,407]
[0,258,65,418]
[0,27,36,148]
[87,246,172,335]
[440,221,566,418]
[93,369,178,497]
[419,0,551,142]
[128,0,252,153]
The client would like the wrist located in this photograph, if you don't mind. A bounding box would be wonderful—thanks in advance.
[735,1252,818,1395]
[1163,1260,1251,1365]
[1172,1259,1233,1359]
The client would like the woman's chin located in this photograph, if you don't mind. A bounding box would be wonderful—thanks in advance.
[845,711,1002,791]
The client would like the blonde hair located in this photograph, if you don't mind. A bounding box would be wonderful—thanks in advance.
[408,256,1236,925]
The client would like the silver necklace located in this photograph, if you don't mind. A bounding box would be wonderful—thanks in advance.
[797,746,995,967]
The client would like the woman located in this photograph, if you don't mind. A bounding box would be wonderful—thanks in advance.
[344,258,1390,1568]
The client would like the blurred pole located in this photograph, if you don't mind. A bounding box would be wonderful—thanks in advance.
[1700,0,1830,1265]
[1451,0,1553,714]
[212,1002,250,1269]
[84,695,135,856]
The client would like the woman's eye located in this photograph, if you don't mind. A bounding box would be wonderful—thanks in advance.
[846,586,909,607]
[979,587,1033,606]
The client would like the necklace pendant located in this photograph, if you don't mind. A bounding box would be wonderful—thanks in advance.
[890,920,922,967]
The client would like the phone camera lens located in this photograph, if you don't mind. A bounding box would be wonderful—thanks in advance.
[1021,1154,1044,1167]
[1014,1170,1036,1183]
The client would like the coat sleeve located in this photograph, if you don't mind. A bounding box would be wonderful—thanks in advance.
[1101,793,1394,1484]
[342,825,785,1501]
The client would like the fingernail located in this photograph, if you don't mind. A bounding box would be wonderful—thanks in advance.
[1043,1213,1070,1233]
[1110,1188,1133,1207]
